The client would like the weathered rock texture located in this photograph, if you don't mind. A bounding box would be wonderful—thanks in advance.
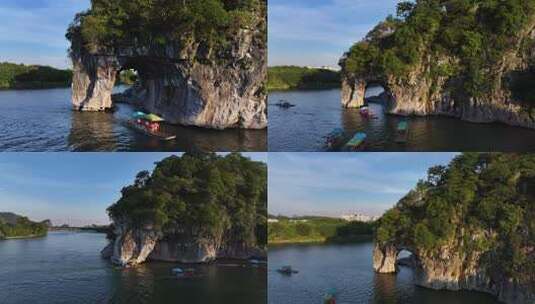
[103,222,265,266]
[340,20,535,129]
[69,23,266,130]
[372,241,535,304]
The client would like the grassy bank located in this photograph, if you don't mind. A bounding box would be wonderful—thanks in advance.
[268,216,375,245]
[0,62,72,90]
[268,66,340,91]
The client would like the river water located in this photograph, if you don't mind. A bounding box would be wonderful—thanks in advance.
[0,231,266,304]
[0,87,266,152]
[268,242,500,304]
[268,88,535,152]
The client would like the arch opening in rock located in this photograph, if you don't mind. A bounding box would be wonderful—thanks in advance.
[341,76,394,111]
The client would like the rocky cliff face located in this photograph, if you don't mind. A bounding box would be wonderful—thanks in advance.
[102,221,265,266]
[340,17,535,129]
[69,16,266,130]
[372,241,535,304]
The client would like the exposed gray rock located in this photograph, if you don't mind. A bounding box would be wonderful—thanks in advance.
[70,26,266,130]
[372,241,535,304]
[103,222,265,266]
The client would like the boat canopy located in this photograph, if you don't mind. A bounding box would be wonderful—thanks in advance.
[132,111,147,118]
[397,121,408,131]
[143,113,165,122]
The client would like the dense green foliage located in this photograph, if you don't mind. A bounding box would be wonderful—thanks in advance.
[268,66,340,91]
[376,153,535,285]
[268,216,374,243]
[107,153,267,247]
[67,0,266,57]
[0,213,48,239]
[342,0,535,105]
[0,62,72,89]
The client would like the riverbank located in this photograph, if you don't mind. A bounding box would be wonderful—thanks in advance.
[0,62,72,90]
[269,234,373,245]
[268,216,375,245]
[3,233,47,240]
[268,66,340,91]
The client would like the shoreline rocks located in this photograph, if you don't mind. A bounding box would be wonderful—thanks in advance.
[102,220,266,266]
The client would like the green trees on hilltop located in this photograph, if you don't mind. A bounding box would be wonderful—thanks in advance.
[376,153,535,284]
[67,0,266,56]
[107,153,267,247]
[342,0,535,105]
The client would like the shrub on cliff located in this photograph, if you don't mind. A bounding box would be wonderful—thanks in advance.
[107,152,267,247]
[376,153,535,285]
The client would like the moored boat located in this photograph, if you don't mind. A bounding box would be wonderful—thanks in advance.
[277,265,298,275]
[324,128,345,150]
[344,132,367,151]
[126,112,177,141]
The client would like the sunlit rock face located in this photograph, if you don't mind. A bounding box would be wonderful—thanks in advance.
[103,222,266,266]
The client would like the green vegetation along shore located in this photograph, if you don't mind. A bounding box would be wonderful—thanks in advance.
[0,62,72,89]
[268,66,340,91]
[268,215,374,244]
[0,212,49,239]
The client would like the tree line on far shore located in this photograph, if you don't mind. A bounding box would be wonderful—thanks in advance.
[0,213,49,239]
[268,215,375,244]
[268,66,340,91]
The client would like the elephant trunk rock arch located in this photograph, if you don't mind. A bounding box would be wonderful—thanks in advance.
[70,34,267,130]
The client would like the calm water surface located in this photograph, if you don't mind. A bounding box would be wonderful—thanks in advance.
[0,231,266,304]
[0,87,266,151]
[268,88,535,152]
[268,242,500,304]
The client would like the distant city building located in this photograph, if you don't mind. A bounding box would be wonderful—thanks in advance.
[304,65,339,71]
[340,213,379,222]
[268,218,279,223]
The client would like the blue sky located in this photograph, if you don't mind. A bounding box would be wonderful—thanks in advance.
[268,153,457,217]
[0,153,266,226]
[269,0,401,68]
[0,0,90,69]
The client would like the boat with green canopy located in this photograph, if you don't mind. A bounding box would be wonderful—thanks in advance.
[126,112,176,141]
[344,132,367,151]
